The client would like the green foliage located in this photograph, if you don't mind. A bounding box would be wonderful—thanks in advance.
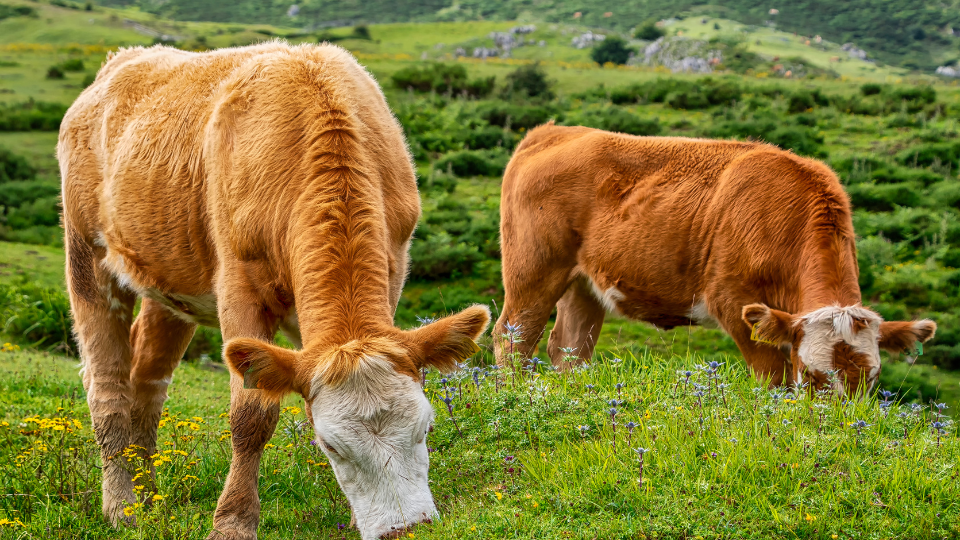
[501,63,554,100]
[703,110,826,158]
[589,36,633,66]
[0,147,36,183]
[45,66,64,80]
[847,182,924,211]
[0,281,75,352]
[563,107,661,136]
[0,101,69,132]
[586,77,743,110]
[476,102,557,130]
[391,63,495,97]
[633,22,664,41]
[0,4,37,20]
[57,58,85,72]
[433,148,509,177]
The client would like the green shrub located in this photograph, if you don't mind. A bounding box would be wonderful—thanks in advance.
[391,63,495,97]
[565,107,660,136]
[634,22,665,41]
[477,103,556,130]
[0,180,59,207]
[0,147,36,182]
[433,148,509,177]
[787,89,828,114]
[590,36,633,66]
[896,142,960,169]
[501,63,554,100]
[462,126,519,150]
[46,66,64,80]
[847,182,923,211]
[929,181,960,210]
[184,327,223,361]
[409,231,484,280]
[416,169,458,194]
[0,5,37,20]
[81,73,96,88]
[871,166,943,186]
[861,83,883,96]
[0,101,69,131]
[0,281,75,353]
[58,58,84,72]
[5,196,61,229]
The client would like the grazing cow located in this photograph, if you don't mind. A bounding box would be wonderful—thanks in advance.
[494,124,935,394]
[59,42,489,540]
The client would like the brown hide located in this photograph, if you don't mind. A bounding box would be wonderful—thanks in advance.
[494,124,934,389]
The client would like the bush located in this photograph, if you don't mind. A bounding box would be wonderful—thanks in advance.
[590,36,633,66]
[787,89,828,114]
[45,66,65,80]
[391,63,495,97]
[896,142,960,169]
[0,180,59,207]
[634,22,665,41]
[565,107,661,136]
[598,78,742,109]
[0,101,69,131]
[0,5,37,20]
[5,196,62,229]
[58,58,84,72]
[433,148,509,177]
[0,281,75,353]
[462,126,519,150]
[417,170,458,194]
[501,63,554,100]
[861,83,884,96]
[477,103,556,130]
[0,147,36,182]
[847,182,924,212]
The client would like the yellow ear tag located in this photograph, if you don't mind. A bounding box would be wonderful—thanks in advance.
[750,323,779,346]
[462,340,481,359]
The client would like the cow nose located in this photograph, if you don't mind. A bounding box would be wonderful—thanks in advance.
[380,517,432,539]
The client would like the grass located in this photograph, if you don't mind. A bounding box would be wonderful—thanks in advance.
[0,241,64,287]
[0,345,957,539]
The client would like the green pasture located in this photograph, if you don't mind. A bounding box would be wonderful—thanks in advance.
[0,346,958,539]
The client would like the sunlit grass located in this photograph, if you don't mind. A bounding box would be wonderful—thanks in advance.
[1,346,957,539]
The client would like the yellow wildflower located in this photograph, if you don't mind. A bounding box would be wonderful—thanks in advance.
[495,492,502,501]
[123,507,135,516]
[805,513,815,522]
[152,494,164,502]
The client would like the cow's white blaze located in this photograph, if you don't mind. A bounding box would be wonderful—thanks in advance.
[796,305,882,392]
[308,356,436,540]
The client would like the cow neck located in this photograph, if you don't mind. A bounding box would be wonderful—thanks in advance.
[796,229,862,315]
[286,184,395,350]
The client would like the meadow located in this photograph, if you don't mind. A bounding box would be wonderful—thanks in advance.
[0,1,959,537]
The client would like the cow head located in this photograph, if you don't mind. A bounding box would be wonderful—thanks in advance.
[742,304,936,395]
[224,305,491,540]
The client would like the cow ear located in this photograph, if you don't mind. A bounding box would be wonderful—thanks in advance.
[878,320,937,353]
[406,305,491,372]
[741,304,797,346]
[225,338,307,403]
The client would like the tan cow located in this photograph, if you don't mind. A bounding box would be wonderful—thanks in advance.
[493,123,935,394]
[59,42,489,540]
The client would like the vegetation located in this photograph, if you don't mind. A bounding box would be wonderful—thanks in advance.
[589,36,633,66]
[87,0,960,70]
[0,343,957,538]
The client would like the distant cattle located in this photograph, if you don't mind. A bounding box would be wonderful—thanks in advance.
[494,124,935,395]
[59,42,488,540]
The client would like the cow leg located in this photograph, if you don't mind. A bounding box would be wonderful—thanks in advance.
[128,299,196,487]
[547,276,605,369]
[208,281,281,540]
[66,240,137,525]
[494,266,574,367]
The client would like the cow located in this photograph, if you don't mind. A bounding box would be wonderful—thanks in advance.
[58,42,489,540]
[493,123,936,395]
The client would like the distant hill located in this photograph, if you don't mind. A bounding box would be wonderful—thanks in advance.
[91,0,960,71]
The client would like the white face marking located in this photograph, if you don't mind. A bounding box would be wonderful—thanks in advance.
[796,305,882,393]
[687,299,719,329]
[588,278,624,314]
[309,356,436,540]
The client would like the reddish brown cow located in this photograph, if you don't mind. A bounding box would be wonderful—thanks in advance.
[59,43,488,540]
[494,123,935,394]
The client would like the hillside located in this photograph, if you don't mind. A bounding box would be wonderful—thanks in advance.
[2,2,960,404]
[87,0,960,71]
